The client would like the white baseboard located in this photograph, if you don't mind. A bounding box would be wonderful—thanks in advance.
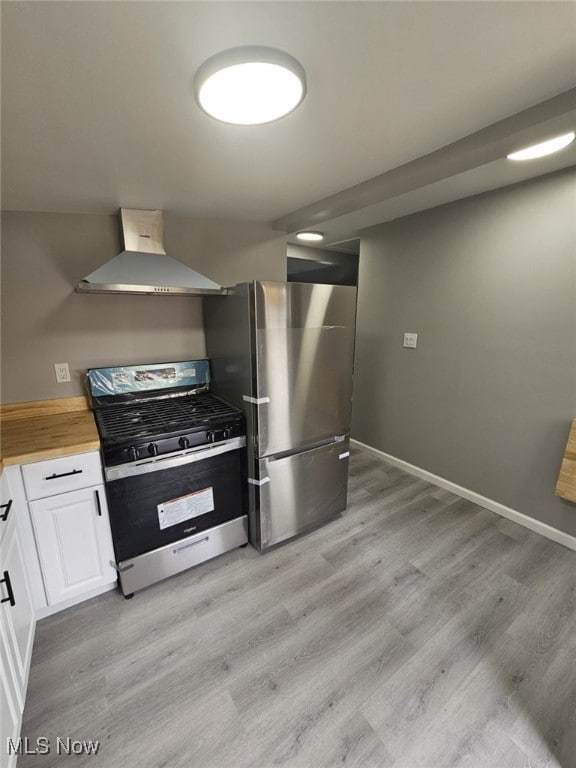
[351,439,576,553]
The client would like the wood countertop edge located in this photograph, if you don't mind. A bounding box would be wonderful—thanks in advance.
[0,396,90,422]
[1,441,101,467]
[555,419,576,504]
[1,401,100,467]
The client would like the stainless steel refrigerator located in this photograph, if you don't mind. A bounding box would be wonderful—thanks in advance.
[203,281,357,550]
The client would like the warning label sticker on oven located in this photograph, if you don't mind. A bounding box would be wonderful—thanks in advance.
[157,487,214,530]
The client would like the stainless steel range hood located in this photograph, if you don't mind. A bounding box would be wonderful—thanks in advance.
[76,209,224,296]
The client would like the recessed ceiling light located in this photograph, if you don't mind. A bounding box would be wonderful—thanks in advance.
[507,131,575,161]
[194,46,306,126]
[296,231,324,242]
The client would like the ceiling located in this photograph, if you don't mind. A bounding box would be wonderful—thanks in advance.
[2,1,575,249]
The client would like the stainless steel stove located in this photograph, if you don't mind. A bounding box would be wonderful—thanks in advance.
[94,389,246,466]
[88,361,248,597]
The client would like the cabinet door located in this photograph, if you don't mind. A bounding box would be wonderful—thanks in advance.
[29,485,116,606]
[0,470,13,548]
[1,627,20,768]
[0,522,35,702]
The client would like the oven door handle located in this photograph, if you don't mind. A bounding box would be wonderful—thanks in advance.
[105,436,246,481]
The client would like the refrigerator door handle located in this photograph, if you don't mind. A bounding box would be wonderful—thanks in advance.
[266,435,347,462]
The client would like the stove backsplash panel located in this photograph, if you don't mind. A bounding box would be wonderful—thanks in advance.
[87,360,210,398]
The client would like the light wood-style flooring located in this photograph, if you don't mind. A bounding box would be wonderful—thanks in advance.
[19,447,576,767]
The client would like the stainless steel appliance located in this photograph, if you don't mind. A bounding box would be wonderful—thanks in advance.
[87,361,248,597]
[203,281,357,550]
[77,209,224,296]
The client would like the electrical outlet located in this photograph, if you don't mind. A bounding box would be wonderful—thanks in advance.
[54,363,71,383]
[403,333,418,349]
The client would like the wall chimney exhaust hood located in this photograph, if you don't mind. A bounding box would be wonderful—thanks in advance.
[76,209,224,295]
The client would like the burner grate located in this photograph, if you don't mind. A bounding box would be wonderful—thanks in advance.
[95,392,239,442]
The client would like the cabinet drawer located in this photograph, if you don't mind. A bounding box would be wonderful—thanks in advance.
[22,452,103,500]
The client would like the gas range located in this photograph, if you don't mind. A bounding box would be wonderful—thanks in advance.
[93,390,245,467]
[86,360,248,597]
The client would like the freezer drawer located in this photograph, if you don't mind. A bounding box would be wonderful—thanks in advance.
[255,439,350,550]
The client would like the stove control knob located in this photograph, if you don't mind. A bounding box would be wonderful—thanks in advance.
[148,443,159,457]
[206,431,215,443]
[128,446,138,462]
[178,436,190,449]
[223,427,231,440]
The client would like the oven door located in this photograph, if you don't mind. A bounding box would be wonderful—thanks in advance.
[104,438,247,562]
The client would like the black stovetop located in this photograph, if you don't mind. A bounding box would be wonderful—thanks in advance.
[94,390,241,444]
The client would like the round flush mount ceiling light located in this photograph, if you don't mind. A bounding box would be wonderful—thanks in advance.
[507,131,575,161]
[194,46,306,125]
[296,231,324,242]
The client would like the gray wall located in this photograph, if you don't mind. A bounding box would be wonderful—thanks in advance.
[353,168,576,536]
[1,211,285,403]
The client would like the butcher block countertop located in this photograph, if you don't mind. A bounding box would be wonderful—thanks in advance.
[556,420,576,504]
[0,396,100,468]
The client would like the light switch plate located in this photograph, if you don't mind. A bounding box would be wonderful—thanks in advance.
[403,333,418,349]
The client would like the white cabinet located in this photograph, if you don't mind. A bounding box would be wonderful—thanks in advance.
[0,471,35,768]
[1,521,35,701]
[4,465,48,615]
[19,451,117,612]
[0,449,115,763]
[1,623,20,768]
[30,485,116,605]
[9,450,116,616]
